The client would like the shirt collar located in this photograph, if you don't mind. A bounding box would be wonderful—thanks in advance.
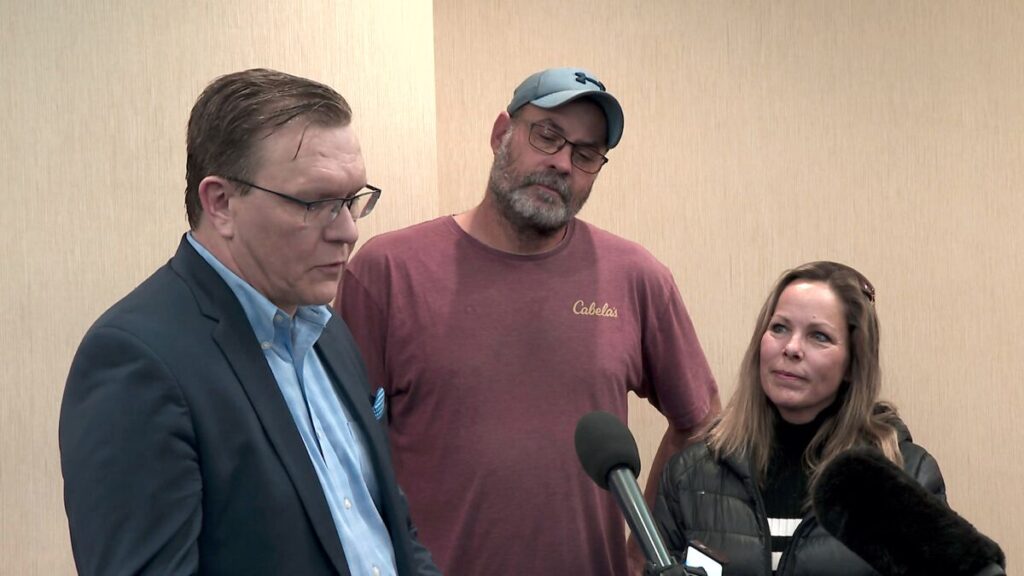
[186,233,332,344]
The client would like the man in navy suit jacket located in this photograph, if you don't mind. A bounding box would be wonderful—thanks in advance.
[59,68,440,576]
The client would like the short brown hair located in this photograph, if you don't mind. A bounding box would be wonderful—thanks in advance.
[185,68,352,229]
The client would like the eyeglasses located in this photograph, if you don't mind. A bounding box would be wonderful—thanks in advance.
[224,176,381,224]
[526,123,609,174]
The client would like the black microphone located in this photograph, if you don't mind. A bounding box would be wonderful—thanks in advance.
[575,411,678,572]
[812,447,1006,576]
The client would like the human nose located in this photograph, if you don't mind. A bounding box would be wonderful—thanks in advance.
[545,142,574,175]
[782,334,803,359]
[324,206,359,244]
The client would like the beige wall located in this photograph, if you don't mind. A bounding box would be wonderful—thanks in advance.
[1,0,1020,572]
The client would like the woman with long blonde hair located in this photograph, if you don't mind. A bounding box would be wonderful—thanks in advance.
[654,261,946,576]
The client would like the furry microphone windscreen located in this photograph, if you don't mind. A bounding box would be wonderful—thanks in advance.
[812,447,1005,576]
[574,411,641,490]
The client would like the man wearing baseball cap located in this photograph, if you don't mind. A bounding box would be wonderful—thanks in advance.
[337,67,719,575]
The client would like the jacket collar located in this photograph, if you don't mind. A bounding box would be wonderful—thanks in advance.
[169,236,353,575]
[316,319,417,567]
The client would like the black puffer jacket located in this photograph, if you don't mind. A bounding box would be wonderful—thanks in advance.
[653,419,946,576]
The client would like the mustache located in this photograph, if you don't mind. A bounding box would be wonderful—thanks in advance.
[520,171,570,199]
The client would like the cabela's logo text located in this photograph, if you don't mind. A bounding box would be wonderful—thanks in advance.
[573,300,618,318]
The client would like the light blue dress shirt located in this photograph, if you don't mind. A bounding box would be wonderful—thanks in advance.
[187,234,396,576]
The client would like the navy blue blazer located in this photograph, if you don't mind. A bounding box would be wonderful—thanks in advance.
[60,237,440,576]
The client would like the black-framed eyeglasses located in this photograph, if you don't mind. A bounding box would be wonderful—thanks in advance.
[526,123,609,174]
[224,176,381,224]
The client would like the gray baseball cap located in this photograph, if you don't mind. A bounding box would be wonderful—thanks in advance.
[506,67,624,149]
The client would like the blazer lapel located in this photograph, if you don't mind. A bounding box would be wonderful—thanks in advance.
[316,320,410,552]
[171,238,351,575]
[316,321,392,484]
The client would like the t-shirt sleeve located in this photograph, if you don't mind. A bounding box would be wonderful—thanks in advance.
[640,272,718,431]
[336,254,391,396]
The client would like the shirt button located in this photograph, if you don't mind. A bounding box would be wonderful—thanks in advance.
[260,342,272,350]
[343,497,352,510]
[372,566,381,576]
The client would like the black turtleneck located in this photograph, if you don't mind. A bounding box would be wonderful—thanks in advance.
[762,406,835,573]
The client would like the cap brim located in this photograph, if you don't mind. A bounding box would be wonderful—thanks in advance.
[530,90,623,149]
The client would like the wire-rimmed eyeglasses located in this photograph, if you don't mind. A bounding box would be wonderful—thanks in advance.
[224,176,381,224]
[526,123,609,174]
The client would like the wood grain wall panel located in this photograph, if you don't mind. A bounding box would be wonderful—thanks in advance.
[3,0,1021,571]
[0,1,437,573]
[434,0,1023,566]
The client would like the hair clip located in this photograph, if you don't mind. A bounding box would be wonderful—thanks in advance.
[861,281,876,303]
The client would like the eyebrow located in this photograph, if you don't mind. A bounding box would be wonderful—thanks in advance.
[534,119,603,148]
[771,313,841,333]
[299,181,368,201]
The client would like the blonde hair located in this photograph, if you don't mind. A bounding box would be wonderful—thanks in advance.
[708,261,902,488]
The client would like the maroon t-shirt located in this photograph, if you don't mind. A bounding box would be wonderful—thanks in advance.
[339,217,716,576]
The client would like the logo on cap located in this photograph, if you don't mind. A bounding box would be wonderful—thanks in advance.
[573,72,606,92]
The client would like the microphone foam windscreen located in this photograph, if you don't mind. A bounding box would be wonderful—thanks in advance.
[574,411,641,490]
[813,447,1005,576]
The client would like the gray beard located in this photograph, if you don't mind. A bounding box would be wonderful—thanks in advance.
[487,143,587,235]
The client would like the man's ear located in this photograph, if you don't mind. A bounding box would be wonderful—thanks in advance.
[197,176,235,238]
[490,111,513,153]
